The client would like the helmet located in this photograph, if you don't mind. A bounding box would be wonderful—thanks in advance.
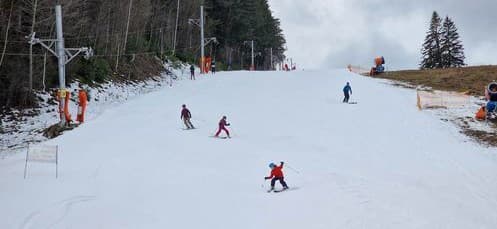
[182,104,186,108]
[268,163,276,168]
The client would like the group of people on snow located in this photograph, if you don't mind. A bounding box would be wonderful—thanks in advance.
[180,104,230,138]
[179,104,290,191]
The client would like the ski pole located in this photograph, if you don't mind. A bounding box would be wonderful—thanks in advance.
[285,164,301,174]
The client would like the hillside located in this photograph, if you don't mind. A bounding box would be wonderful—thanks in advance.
[1,70,497,228]
[375,65,497,96]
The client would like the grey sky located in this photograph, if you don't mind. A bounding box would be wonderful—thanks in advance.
[268,0,497,70]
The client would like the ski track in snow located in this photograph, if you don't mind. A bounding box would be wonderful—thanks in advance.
[19,196,96,229]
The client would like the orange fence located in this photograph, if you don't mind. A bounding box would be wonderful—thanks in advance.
[347,64,370,75]
[416,90,471,110]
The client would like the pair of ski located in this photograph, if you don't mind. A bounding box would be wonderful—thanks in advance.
[267,188,290,193]
[210,136,230,139]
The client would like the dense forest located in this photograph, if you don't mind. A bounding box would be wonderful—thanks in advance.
[0,0,286,109]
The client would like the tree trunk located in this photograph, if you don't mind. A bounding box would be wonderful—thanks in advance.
[0,0,14,68]
[29,0,39,93]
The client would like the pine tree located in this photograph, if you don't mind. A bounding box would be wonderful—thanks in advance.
[420,11,442,69]
[440,16,465,68]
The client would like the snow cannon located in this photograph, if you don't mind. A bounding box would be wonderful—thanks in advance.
[488,82,497,94]
[370,56,385,76]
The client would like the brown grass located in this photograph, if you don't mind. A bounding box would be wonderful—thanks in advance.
[375,65,497,96]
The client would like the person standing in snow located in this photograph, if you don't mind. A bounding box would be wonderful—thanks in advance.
[190,65,195,80]
[211,60,216,74]
[486,82,497,118]
[343,82,352,103]
[265,162,289,191]
[181,104,195,129]
[215,116,230,138]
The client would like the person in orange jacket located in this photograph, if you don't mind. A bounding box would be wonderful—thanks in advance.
[77,89,88,123]
[265,161,289,192]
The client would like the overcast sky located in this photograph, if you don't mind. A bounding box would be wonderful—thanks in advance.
[268,0,497,70]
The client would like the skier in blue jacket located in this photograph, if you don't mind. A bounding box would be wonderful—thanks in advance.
[343,82,352,103]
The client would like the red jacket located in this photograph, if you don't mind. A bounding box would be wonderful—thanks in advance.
[267,165,284,178]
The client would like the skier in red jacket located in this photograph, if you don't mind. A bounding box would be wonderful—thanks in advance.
[265,161,289,191]
[215,116,230,138]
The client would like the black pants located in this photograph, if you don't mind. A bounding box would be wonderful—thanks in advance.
[343,92,350,103]
[271,177,288,188]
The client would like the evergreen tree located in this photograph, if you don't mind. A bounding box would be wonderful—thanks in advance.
[440,16,465,68]
[420,11,442,69]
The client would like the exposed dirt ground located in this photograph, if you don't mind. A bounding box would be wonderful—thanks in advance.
[375,65,497,96]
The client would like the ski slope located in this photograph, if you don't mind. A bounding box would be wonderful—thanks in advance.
[1,69,497,229]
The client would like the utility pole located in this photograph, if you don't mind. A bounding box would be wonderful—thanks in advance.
[270,48,273,70]
[172,0,180,56]
[28,5,93,125]
[251,40,254,71]
[55,5,66,89]
[244,40,255,71]
[123,0,133,53]
[200,5,205,74]
[189,6,216,74]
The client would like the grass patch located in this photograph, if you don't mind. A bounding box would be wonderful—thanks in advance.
[375,65,497,96]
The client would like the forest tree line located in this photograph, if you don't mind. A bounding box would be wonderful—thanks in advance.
[0,0,286,109]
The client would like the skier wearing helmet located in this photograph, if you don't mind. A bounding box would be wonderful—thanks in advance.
[265,161,289,192]
[215,116,231,138]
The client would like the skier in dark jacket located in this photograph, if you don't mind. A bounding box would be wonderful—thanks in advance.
[211,60,216,74]
[181,104,195,129]
[215,116,230,138]
[343,82,352,103]
[265,162,289,192]
[190,65,195,80]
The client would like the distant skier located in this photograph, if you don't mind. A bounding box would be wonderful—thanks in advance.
[190,65,195,80]
[215,116,230,138]
[343,82,352,103]
[265,162,289,192]
[211,60,216,74]
[181,104,195,129]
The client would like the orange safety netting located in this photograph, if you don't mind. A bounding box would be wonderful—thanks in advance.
[416,90,470,110]
[347,65,370,75]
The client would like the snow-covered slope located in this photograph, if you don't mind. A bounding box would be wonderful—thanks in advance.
[1,69,497,229]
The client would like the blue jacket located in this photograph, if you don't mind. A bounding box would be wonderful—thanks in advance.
[343,85,352,94]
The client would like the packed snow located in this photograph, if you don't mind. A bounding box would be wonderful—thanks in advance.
[1,69,497,229]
